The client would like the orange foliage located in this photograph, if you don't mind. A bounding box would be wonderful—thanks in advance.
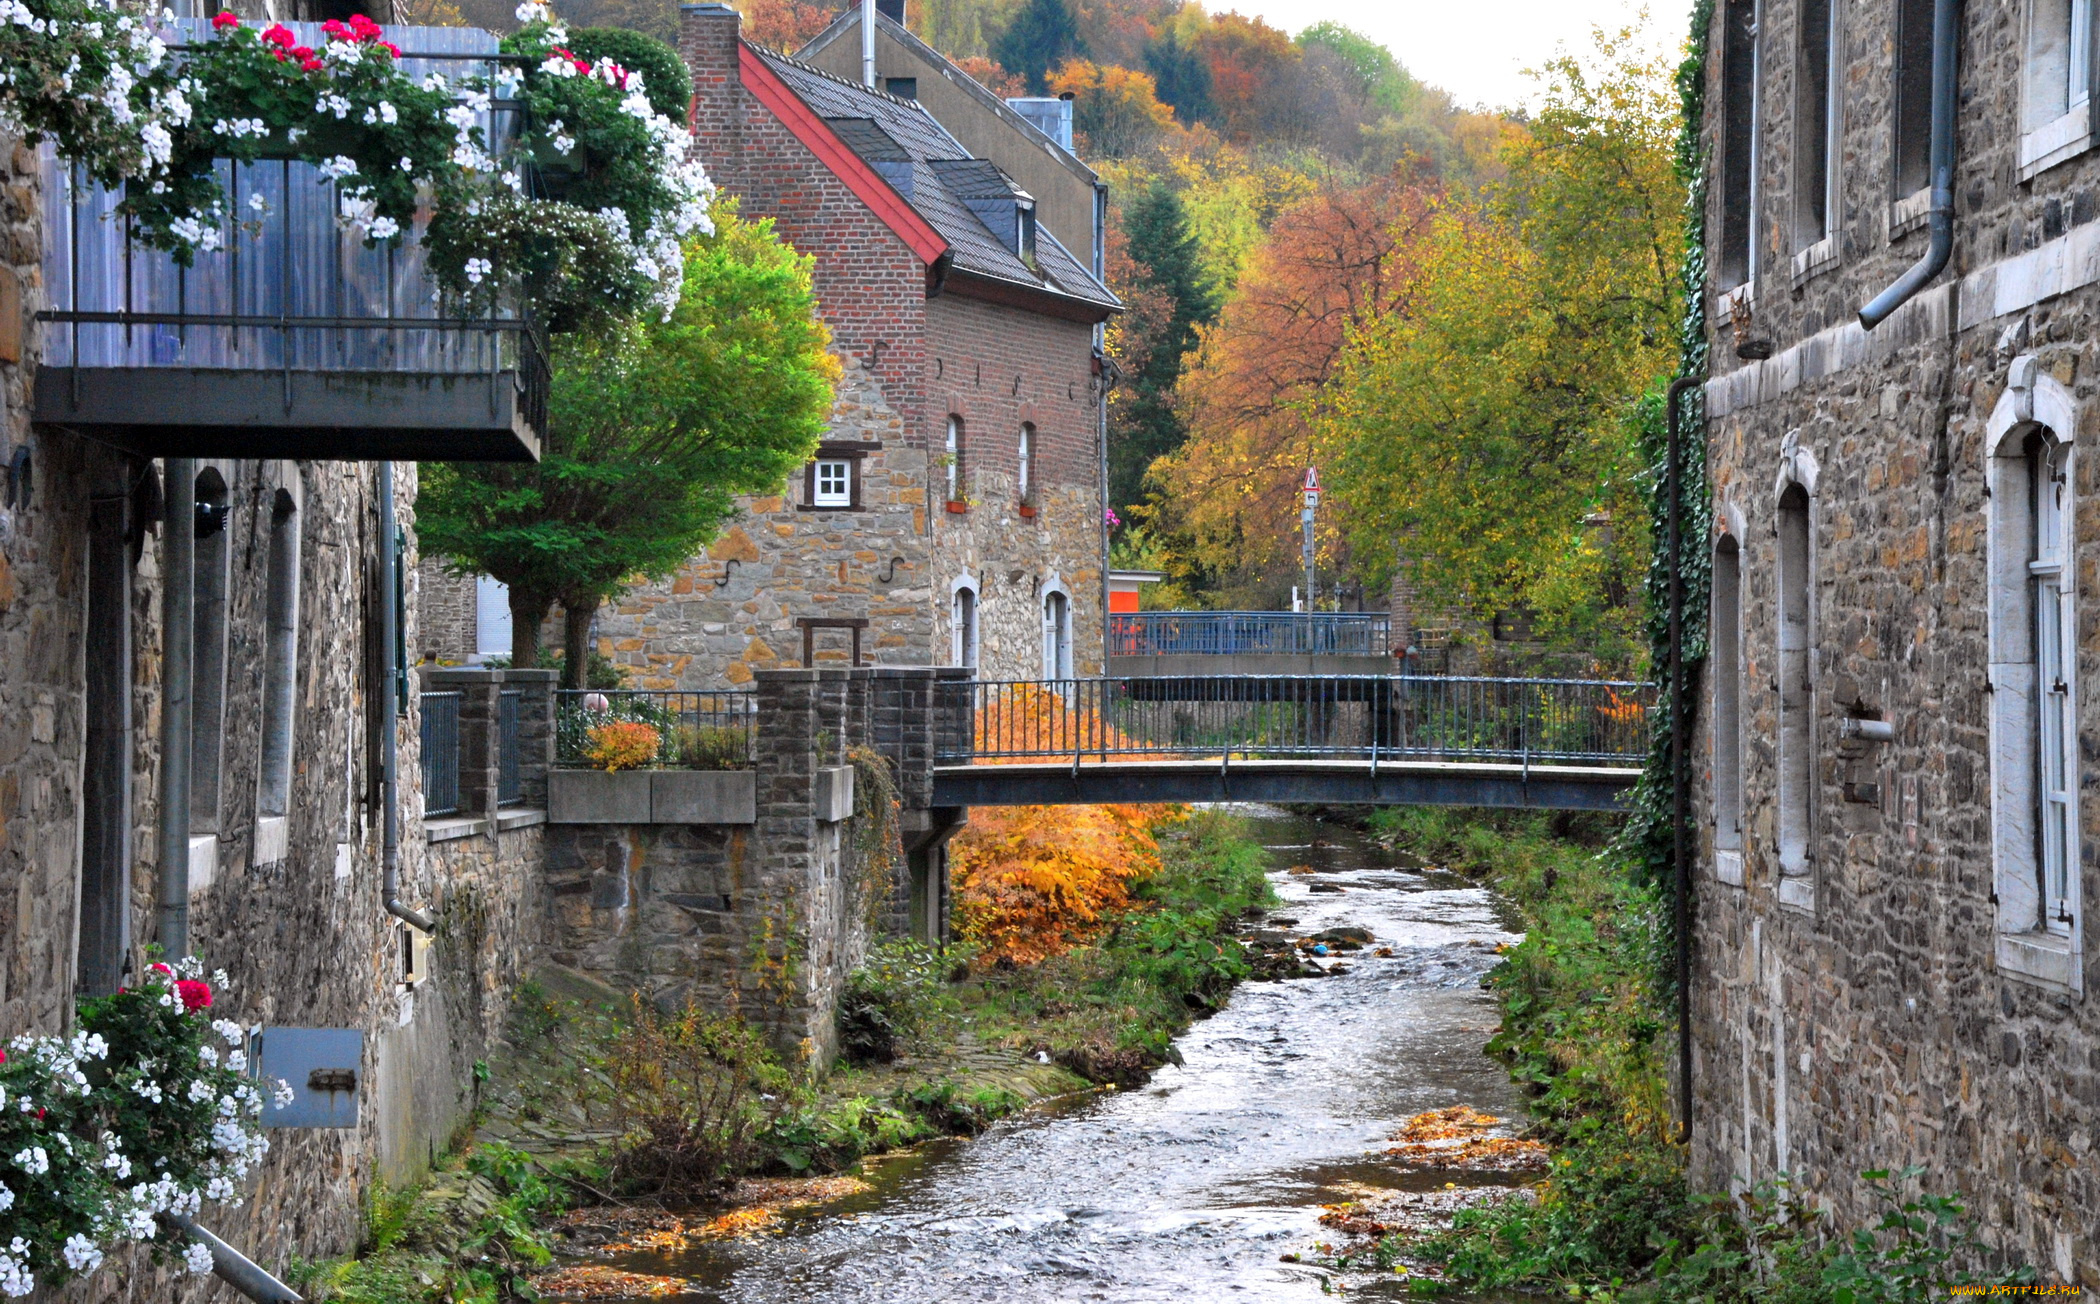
[1193,12,1300,144]
[1049,59,1179,157]
[953,54,1024,98]
[584,720,661,771]
[737,0,835,53]
[950,803,1167,967]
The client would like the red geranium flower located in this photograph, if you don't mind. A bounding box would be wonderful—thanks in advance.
[176,979,212,1011]
[300,55,323,71]
[148,961,173,976]
[261,23,294,46]
[320,18,349,38]
[210,10,240,28]
[378,39,401,57]
[290,44,314,59]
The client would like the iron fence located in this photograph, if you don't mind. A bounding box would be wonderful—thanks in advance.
[497,690,523,806]
[421,691,463,816]
[555,690,757,770]
[1109,611,1391,656]
[936,675,1651,766]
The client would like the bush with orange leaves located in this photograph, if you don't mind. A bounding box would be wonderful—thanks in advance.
[584,720,662,772]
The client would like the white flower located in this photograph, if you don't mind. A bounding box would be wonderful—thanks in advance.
[514,0,551,20]
[189,1078,215,1103]
[12,1148,47,1176]
[0,1251,30,1298]
[0,1183,12,1213]
[464,257,492,285]
[204,1175,234,1201]
[270,1079,295,1109]
[103,1148,131,1180]
[226,1049,247,1073]
[317,155,359,181]
[212,1019,244,1045]
[317,93,351,119]
[549,132,575,155]
[197,1043,218,1068]
[367,216,399,240]
[399,156,415,173]
[61,1234,101,1274]
[248,192,268,214]
[183,1241,214,1274]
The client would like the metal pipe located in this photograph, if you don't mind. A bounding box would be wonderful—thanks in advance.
[1666,374,1703,1146]
[378,462,435,933]
[1860,0,1960,328]
[861,0,877,87]
[164,1215,304,1303]
[157,458,196,959]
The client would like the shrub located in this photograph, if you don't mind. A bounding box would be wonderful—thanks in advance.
[603,1000,786,1193]
[950,803,1169,966]
[836,942,959,1065]
[584,720,661,771]
[670,722,749,771]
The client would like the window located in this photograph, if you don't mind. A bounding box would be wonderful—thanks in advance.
[1042,589,1072,678]
[1893,0,1935,195]
[1718,0,1761,284]
[952,584,979,669]
[1018,423,1035,503]
[1712,532,1745,875]
[1796,0,1839,245]
[813,459,852,507]
[1775,481,1813,889]
[190,467,231,834]
[945,415,963,503]
[885,76,918,99]
[2023,0,2094,173]
[1986,361,2084,989]
[258,487,301,820]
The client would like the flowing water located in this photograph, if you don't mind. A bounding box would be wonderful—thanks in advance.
[594,807,1529,1301]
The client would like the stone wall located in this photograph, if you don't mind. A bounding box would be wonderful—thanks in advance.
[1691,0,2099,1282]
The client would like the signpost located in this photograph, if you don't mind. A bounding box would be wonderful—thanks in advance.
[1301,467,1319,609]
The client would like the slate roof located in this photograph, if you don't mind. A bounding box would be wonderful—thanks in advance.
[756,49,1119,314]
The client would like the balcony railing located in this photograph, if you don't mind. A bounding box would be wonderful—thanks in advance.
[498,689,524,807]
[422,691,463,816]
[1109,611,1392,657]
[34,20,543,462]
[555,691,758,770]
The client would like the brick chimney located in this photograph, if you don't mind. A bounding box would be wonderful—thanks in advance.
[680,2,743,151]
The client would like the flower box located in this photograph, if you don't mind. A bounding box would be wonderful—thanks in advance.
[815,764,855,822]
[1017,503,1037,518]
[650,770,757,824]
[549,769,651,823]
[944,500,969,514]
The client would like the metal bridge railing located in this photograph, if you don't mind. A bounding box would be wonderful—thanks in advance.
[936,676,1651,767]
[554,690,757,769]
[1109,611,1391,656]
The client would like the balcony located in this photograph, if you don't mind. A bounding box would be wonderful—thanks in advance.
[33,21,544,462]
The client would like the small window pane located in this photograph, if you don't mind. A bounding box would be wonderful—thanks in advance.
[814,460,852,507]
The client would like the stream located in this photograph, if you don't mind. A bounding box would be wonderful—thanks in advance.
[591,807,1529,1301]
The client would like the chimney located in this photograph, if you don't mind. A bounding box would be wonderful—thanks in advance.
[876,0,904,21]
[679,3,742,168]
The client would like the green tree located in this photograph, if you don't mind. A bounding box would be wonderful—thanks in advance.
[992,0,1080,94]
[419,207,840,685]
[1296,20,1416,116]
[1141,31,1213,125]
[1108,179,1215,523]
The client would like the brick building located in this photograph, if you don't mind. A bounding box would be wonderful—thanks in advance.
[1692,0,2097,1279]
[428,3,1119,689]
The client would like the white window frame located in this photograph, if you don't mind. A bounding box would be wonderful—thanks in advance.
[813,458,852,507]
[2022,0,2095,177]
[1773,437,1819,911]
[945,415,963,504]
[1986,357,2086,994]
[1712,512,1746,885]
[1042,583,1072,679]
[1018,422,1035,504]
[951,577,979,670]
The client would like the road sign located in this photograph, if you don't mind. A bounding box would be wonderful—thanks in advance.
[1304,466,1319,492]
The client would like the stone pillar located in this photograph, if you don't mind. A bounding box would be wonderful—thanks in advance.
[751,668,827,1058]
[420,665,501,817]
[506,668,558,809]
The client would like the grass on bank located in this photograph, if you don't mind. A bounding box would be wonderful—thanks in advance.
[1357,808,2032,1302]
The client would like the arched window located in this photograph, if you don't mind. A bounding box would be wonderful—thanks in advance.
[1712,530,1745,882]
[945,415,963,505]
[1042,589,1071,679]
[258,487,301,820]
[1018,422,1036,505]
[190,467,231,834]
[952,584,978,670]
[1775,480,1813,889]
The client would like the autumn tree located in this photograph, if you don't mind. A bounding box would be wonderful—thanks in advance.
[1151,172,1437,605]
[1106,180,1214,523]
[418,207,840,685]
[1049,58,1177,157]
[1322,23,1683,663]
[991,0,1081,93]
[737,0,838,53]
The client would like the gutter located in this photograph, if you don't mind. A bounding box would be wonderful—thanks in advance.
[1860,0,1960,328]
[157,458,195,958]
[377,461,434,933]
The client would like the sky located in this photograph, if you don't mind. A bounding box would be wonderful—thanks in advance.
[1228,0,1667,112]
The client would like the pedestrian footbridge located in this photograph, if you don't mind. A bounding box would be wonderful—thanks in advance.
[931,675,1650,811]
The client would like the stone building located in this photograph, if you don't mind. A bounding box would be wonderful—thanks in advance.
[1692,0,2097,1280]
[426,4,1119,690]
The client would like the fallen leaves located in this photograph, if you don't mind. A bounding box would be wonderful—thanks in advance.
[1383,1105,1549,1173]
[531,1265,687,1299]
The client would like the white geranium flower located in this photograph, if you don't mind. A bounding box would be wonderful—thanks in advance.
[183,1241,214,1274]
[189,1078,215,1103]
[197,1043,218,1068]
[12,1148,47,1176]
[212,1019,244,1045]
[226,1050,247,1073]
[0,1183,12,1212]
[61,1235,101,1274]
[464,257,491,284]
[103,1149,131,1180]
[367,216,399,240]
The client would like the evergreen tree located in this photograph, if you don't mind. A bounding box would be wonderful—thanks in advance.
[1142,33,1213,125]
[1109,180,1215,524]
[991,0,1080,94]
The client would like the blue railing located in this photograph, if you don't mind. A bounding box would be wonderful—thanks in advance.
[937,675,1651,766]
[1109,611,1391,656]
[421,691,463,816]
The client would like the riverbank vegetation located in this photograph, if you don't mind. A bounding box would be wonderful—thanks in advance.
[1356,809,2029,1301]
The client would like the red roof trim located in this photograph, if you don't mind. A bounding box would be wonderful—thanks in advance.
[738,44,949,268]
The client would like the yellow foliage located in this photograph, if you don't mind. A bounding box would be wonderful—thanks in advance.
[950,803,1168,967]
[584,720,661,771]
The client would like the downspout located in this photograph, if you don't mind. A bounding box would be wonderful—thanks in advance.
[860,0,876,87]
[378,462,434,932]
[164,1215,303,1303]
[157,458,196,959]
[1666,374,1702,1146]
[1859,0,1959,328]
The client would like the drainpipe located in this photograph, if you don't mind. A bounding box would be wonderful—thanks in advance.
[164,1215,303,1303]
[378,462,434,933]
[1666,375,1703,1146]
[1860,0,1960,328]
[861,0,876,87]
[157,458,196,959]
